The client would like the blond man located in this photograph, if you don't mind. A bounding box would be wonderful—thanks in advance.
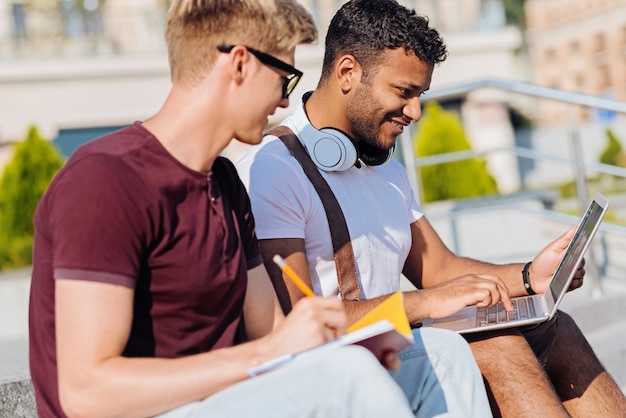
[28,1,415,417]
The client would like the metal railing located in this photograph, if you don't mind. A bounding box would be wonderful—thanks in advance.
[397,78,626,296]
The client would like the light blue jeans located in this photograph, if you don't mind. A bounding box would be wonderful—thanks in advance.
[390,327,493,418]
[157,345,414,418]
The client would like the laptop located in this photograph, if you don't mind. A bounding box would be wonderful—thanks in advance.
[421,192,609,334]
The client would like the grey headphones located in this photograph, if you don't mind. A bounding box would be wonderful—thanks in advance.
[300,124,394,172]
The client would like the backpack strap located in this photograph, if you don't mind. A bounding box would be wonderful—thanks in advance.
[266,126,362,301]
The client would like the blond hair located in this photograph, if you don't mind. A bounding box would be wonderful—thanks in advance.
[165,0,317,84]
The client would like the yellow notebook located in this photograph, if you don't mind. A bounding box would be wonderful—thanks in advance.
[348,290,413,338]
[248,291,414,376]
[342,291,414,362]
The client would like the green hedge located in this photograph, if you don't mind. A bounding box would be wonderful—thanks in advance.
[599,127,625,168]
[0,126,64,271]
[414,102,498,203]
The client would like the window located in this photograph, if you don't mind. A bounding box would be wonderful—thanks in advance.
[594,33,606,52]
[598,65,611,90]
[54,125,127,157]
[11,2,27,41]
[59,0,104,40]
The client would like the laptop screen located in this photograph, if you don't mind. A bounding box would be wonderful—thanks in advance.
[549,197,607,302]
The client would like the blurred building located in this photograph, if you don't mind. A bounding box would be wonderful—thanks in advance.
[0,0,171,167]
[525,0,626,125]
[0,0,524,190]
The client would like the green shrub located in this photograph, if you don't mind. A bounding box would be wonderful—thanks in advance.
[0,125,64,270]
[599,128,625,167]
[0,235,33,269]
[414,102,498,203]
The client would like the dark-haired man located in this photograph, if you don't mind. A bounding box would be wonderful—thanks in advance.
[238,0,626,416]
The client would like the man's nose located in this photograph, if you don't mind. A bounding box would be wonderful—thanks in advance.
[278,96,290,109]
[404,97,422,122]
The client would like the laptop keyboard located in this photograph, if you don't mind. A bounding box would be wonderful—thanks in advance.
[476,297,536,327]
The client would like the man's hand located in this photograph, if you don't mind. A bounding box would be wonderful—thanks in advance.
[568,257,586,292]
[416,273,513,320]
[529,226,585,294]
[264,297,405,371]
[264,297,347,356]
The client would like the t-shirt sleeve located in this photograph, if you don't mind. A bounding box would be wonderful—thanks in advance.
[45,154,150,287]
[237,145,311,241]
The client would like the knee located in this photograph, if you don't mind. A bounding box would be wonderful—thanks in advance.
[551,311,593,357]
[555,310,582,337]
[320,346,411,409]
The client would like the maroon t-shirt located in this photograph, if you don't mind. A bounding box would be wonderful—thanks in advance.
[29,122,263,417]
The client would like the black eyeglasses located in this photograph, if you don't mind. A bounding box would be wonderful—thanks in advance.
[217,44,303,99]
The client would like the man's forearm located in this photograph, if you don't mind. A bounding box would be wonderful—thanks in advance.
[58,340,277,418]
[343,291,432,325]
[342,296,392,325]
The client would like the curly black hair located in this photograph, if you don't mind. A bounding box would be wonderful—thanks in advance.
[320,0,447,81]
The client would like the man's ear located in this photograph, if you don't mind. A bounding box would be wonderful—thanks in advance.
[222,45,249,85]
[335,55,361,94]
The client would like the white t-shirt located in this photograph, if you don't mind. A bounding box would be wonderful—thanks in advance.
[237,94,423,299]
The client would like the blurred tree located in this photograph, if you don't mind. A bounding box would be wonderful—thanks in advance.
[502,0,526,27]
[0,125,64,270]
[599,128,625,167]
[414,102,498,203]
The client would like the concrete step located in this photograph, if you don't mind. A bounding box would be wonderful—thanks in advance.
[0,338,33,418]
[0,268,30,343]
[0,339,29,384]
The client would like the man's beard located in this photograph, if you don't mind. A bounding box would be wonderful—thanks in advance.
[345,87,394,151]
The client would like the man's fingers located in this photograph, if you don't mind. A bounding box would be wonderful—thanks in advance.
[475,273,509,290]
[553,225,577,251]
[498,285,514,311]
[292,297,348,339]
[569,277,584,291]
[473,274,512,310]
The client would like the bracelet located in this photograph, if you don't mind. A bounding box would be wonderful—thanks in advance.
[522,261,536,295]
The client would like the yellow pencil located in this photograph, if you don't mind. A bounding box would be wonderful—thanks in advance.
[272,254,315,297]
